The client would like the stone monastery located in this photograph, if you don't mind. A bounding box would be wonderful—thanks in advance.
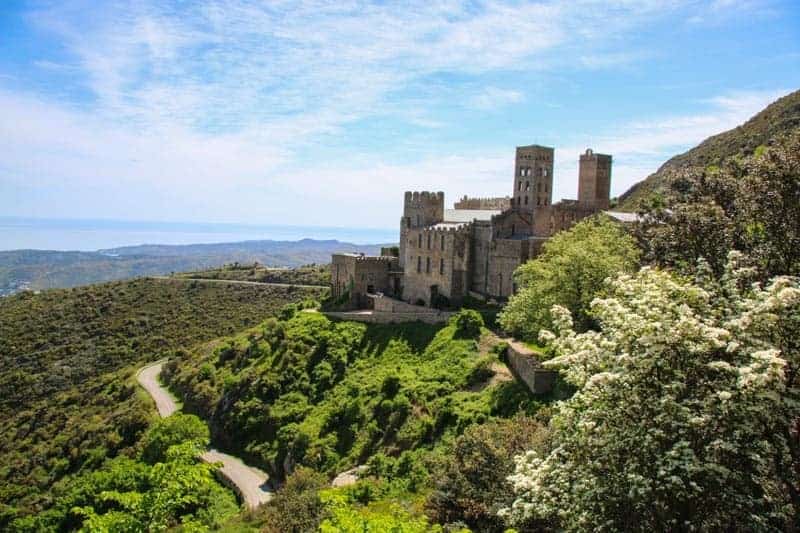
[332,145,633,308]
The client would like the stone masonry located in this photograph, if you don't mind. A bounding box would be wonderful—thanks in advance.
[333,144,629,308]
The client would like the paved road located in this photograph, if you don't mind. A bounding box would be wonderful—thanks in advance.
[136,361,273,509]
[151,276,327,290]
[136,361,178,417]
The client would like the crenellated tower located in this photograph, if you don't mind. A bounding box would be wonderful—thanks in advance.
[398,191,444,269]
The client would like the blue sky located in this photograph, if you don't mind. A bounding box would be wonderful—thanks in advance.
[0,0,798,229]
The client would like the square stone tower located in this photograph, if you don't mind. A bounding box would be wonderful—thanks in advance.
[578,149,612,209]
[513,145,554,211]
[399,191,444,269]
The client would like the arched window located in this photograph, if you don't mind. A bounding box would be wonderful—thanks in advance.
[525,181,530,191]
[518,181,522,191]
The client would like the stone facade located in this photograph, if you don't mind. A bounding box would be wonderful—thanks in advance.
[331,253,400,309]
[333,144,619,308]
[454,195,511,210]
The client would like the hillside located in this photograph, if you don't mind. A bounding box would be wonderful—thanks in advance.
[0,277,323,526]
[618,89,800,210]
[0,239,383,296]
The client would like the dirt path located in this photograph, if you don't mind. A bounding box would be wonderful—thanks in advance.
[136,361,273,509]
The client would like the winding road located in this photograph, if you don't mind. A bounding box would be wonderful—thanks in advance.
[136,361,273,509]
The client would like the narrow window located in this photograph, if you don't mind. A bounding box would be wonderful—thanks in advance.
[426,257,431,274]
[417,256,421,273]
[418,234,422,248]
[518,181,522,191]
[536,197,540,206]
[440,236,445,251]
[439,258,444,275]
[511,223,515,235]
[525,196,529,205]
[525,181,530,191]
[537,182,542,192]
[406,216,411,228]
[544,198,548,206]
[416,214,420,225]
[427,234,431,249]
[517,197,521,206]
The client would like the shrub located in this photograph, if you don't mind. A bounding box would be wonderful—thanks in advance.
[260,467,328,533]
[451,309,484,339]
[425,416,549,533]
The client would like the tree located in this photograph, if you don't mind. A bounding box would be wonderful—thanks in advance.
[636,131,800,279]
[498,215,640,341]
[425,416,550,533]
[139,414,209,464]
[501,256,799,531]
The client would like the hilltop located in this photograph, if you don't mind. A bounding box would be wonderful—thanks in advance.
[618,89,800,210]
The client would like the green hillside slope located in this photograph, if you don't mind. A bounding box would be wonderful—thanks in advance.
[618,89,800,210]
[0,277,322,526]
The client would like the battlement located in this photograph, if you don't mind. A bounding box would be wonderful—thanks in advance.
[454,195,511,210]
[404,191,445,206]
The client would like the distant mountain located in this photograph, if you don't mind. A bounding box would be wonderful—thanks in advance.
[618,89,800,210]
[0,239,387,295]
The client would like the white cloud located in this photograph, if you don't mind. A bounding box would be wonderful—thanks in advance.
[1,1,792,229]
[468,87,524,110]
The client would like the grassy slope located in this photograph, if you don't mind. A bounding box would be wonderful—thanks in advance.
[0,277,322,524]
[163,312,540,483]
[618,89,800,210]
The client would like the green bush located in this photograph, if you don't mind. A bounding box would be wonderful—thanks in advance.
[451,309,484,339]
[260,467,329,533]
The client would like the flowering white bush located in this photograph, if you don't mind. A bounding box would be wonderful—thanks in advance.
[501,253,800,531]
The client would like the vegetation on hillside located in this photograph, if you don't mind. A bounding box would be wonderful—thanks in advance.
[13,414,239,532]
[503,257,800,530]
[174,262,330,286]
[637,131,800,279]
[0,277,320,526]
[618,89,800,210]
[162,309,545,487]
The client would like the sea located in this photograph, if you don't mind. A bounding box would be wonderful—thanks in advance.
[0,217,396,252]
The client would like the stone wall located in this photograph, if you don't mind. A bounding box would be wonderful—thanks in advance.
[505,341,556,394]
[331,254,397,309]
[324,309,454,324]
[403,224,471,306]
[454,195,511,210]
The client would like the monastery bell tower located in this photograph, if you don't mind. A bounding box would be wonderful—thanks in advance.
[513,145,554,212]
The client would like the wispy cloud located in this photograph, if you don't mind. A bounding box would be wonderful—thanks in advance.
[468,87,524,110]
[0,0,795,227]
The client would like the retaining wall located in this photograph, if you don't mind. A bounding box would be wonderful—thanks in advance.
[505,341,556,394]
[324,310,454,324]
